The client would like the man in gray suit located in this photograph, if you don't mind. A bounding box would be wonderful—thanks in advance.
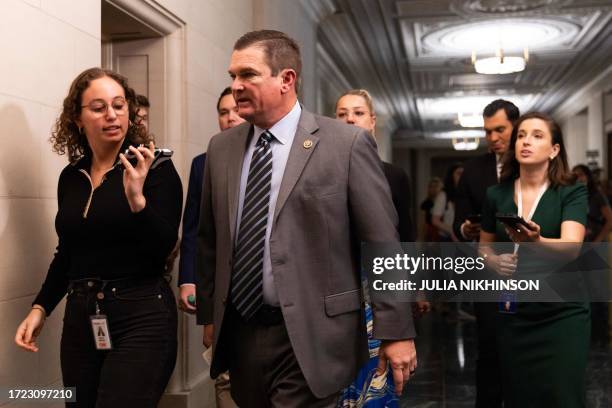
[196,30,417,407]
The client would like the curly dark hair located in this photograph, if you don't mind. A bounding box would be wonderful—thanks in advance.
[50,67,151,163]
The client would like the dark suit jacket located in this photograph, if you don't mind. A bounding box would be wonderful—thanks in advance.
[383,162,415,242]
[195,109,416,398]
[178,153,206,285]
[453,152,498,240]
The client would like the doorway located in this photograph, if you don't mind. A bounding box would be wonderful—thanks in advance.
[101,1,166,143]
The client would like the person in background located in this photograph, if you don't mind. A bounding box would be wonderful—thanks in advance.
[178,86,244,408]
[14,67,182,407]
[572,164,612,242]
[572,164,611,346]
[178,87,244,408]
[480,112,589,408]
[431,163,463,242]
[134,94,150,133]
[335,89,415,242]
[453,99,519,408]
[177,87,245,311]
[421,177,442,241]
[335,89,424,408]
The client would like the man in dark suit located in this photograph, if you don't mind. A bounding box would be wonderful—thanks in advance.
[178,87,244,408]
[178,87,245,310]
[196,30,417,407]
[383,163,416,242]
[453,99,519,408]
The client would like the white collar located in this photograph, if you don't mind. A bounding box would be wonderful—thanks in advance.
[253,101,301,145]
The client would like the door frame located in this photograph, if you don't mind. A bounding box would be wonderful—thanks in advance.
[103,0,186,173]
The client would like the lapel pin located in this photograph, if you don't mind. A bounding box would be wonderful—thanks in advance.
[303,140,313,149]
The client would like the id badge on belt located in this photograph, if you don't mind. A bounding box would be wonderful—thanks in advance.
[498,291,517,314]
[90,300,112,350]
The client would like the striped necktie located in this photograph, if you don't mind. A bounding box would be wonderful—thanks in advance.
[231,130,274,320]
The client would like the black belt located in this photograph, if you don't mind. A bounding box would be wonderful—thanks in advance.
[231,303,283,326]
[68,276,164,294]
[254,304,283,326]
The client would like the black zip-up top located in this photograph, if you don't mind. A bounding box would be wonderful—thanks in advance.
[33,148,183,315]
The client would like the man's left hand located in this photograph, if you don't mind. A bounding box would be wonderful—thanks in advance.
[377,339,417,396]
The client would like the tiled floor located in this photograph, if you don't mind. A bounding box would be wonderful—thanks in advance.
[399,308,611,408]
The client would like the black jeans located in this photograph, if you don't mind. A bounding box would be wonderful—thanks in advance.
[60,276,177,408]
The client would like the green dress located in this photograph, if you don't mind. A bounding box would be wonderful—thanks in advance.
[481,180,590,408]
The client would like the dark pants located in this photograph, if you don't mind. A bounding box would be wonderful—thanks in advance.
[225,305,339,408]
[60,277,177,408]
[474,302,502,408]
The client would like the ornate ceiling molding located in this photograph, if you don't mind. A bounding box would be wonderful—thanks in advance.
[421,18,580,56]
[449,0,572,17]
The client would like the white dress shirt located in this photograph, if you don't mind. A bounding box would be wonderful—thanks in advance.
[235,101,301,306]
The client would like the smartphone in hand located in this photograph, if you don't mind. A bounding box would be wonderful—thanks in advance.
[495,213,534,231]
[466,214,482,224]
[117,147,173,169]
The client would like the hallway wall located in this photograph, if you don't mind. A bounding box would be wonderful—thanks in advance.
[0,1,101,403]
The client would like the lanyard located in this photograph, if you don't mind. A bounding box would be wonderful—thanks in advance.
[514,178,549,253]
[516,178,549,221]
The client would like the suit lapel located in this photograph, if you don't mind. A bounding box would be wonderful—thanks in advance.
[273,110,319,225]
[227,125,252,244]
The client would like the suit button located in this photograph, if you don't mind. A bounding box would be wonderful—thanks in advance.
[222,297,227,305]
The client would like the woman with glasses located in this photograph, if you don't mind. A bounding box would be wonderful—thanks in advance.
[14,68,182,407]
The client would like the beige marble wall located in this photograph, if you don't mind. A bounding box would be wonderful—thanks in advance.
[0,0,101,401]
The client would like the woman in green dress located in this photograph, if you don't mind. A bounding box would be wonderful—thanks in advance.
[479,112,589,407]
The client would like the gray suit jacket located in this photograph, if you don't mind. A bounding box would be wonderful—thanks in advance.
[195,108,416,398]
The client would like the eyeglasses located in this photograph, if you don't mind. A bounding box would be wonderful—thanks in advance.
[81,97,128,117]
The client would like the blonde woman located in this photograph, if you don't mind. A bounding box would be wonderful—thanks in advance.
[335,89,418,407]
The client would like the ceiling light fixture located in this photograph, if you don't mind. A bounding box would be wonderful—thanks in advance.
[457,112,484,128]
[452,137,480,151]
[472,47,529,75]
